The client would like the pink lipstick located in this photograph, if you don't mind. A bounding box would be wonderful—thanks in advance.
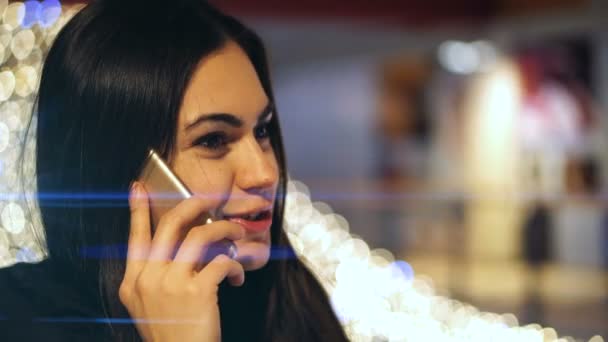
[226,210,272,233]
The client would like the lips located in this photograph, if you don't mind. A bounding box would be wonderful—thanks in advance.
[223,209,272,233]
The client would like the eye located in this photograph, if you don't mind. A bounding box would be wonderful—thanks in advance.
[254,122,271,140]
[194,132,228,150]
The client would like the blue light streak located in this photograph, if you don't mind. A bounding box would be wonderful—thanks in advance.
[79,244,297,261]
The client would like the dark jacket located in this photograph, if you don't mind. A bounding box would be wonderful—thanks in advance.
[0,260,111,341]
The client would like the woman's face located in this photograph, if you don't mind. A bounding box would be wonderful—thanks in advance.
[170,41,279,271]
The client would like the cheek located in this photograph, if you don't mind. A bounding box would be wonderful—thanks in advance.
[174,157,234,203]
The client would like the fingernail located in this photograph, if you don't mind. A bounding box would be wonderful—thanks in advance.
[130,182,141,198]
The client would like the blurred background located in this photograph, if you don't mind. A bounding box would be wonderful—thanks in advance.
[207,0,608,339]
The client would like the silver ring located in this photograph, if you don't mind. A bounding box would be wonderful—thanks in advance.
[226,243,238,259]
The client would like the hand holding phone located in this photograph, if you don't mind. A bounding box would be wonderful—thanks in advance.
[137,149,237,260]
[121,180,245,342]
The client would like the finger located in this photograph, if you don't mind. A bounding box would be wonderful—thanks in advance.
[197,254,245,287]
[148,196,213,262]
[171,222,244,275]
[124,181,152,284]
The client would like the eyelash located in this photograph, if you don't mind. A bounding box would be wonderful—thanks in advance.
[194,122,272,151]
[194,132,228,150]
[254,121,271,141]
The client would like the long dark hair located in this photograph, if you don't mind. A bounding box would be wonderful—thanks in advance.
[33,1,348,340]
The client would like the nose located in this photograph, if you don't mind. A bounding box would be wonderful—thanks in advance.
[235,137,278,196]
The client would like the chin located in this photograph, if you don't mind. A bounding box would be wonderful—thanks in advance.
[235,231,271,271]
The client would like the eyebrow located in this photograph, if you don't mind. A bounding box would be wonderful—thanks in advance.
[185,102,274,132]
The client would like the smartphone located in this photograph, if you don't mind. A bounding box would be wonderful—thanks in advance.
[137,149,237,260]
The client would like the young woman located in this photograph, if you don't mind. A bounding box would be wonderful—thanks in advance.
[0,0,349,341]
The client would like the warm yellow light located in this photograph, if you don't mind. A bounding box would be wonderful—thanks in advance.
[463,61,524,261]
[3,3,25,31]
[14,64,37,97]
[10,29,34,60]
[466,61,521,188]
[0,70,16,101]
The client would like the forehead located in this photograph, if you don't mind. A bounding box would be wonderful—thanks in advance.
[179,41,268,126]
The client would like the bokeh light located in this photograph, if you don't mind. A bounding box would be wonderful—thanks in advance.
[10,29,35,60]
[39,0,62,28]
[0,70,16,101]
[283,182,591,341]
[1,202,25,234]
[3,2,26,31]
[0,121,9,152]
[22,1,41,29]
[14,64,37,97]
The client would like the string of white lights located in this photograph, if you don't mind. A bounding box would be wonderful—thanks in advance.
[0,2,604,341]
[284,180,606,342]
[0,0,73,267]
